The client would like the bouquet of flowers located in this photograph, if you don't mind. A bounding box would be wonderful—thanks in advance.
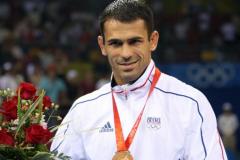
[0,82,70,160]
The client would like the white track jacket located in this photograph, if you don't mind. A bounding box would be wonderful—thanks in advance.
[51,60,227,160]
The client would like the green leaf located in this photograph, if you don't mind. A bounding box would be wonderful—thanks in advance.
[50,151,71,160]
[37,90,45,124]
[50,120,70,133]
[17,88,23,121]
[34,144,48,152]
[0,146,28,160]
[31,152,53,160]
[15,90,46,138]
[0,114,3,124]
[0,153,7,160]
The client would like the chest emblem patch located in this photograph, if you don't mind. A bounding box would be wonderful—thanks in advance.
[146,117,161,130]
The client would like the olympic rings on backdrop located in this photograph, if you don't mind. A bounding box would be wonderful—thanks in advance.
[187,63,235,88]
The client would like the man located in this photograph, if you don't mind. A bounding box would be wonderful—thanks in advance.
[218,102,239,152]
[51,0,227,159]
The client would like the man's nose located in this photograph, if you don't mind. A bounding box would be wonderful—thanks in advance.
[121,44,132,59]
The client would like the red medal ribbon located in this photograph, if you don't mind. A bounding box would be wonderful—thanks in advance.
[112,67,161,152]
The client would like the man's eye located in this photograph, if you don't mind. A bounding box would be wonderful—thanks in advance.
[109,41,122,47]
[129,39,142,45]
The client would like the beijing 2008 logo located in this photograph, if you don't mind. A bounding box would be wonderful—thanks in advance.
[147,117,161,130]
[187,63,235,88]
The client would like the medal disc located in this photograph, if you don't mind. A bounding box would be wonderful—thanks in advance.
[112,151,133,160]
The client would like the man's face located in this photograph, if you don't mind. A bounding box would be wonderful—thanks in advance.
[98,19,159,85]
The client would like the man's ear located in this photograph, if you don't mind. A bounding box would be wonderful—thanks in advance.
[98,36,107,56]
[150,31,159,51]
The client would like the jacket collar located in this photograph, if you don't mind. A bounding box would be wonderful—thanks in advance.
[111,60,156,93]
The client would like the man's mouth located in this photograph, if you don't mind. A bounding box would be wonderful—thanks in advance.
[118,60,138,66]
[117,60,139,71]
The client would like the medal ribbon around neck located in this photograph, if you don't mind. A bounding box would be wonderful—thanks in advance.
[112,68,161,152]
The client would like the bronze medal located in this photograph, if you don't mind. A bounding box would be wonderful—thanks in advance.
[112,151,134,160]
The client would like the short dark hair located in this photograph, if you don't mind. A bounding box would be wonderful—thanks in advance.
[99,0,154,40]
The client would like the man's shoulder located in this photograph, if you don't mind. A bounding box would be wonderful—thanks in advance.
[63,83,112,128]
[156,73,204,100]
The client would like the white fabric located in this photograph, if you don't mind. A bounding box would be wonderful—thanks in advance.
[51,60,227,160]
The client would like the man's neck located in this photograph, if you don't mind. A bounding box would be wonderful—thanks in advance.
[111,67,147,87]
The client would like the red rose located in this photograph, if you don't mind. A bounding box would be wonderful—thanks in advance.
[1,96,18,120]
[25,124,52,144]
[17,82,37,99]
[43,96,52,109]
[0,129,14,146]
[34,96,52,110]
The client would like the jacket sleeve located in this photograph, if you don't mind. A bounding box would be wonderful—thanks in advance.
[50,109,89,160]
[183,91,228,160]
